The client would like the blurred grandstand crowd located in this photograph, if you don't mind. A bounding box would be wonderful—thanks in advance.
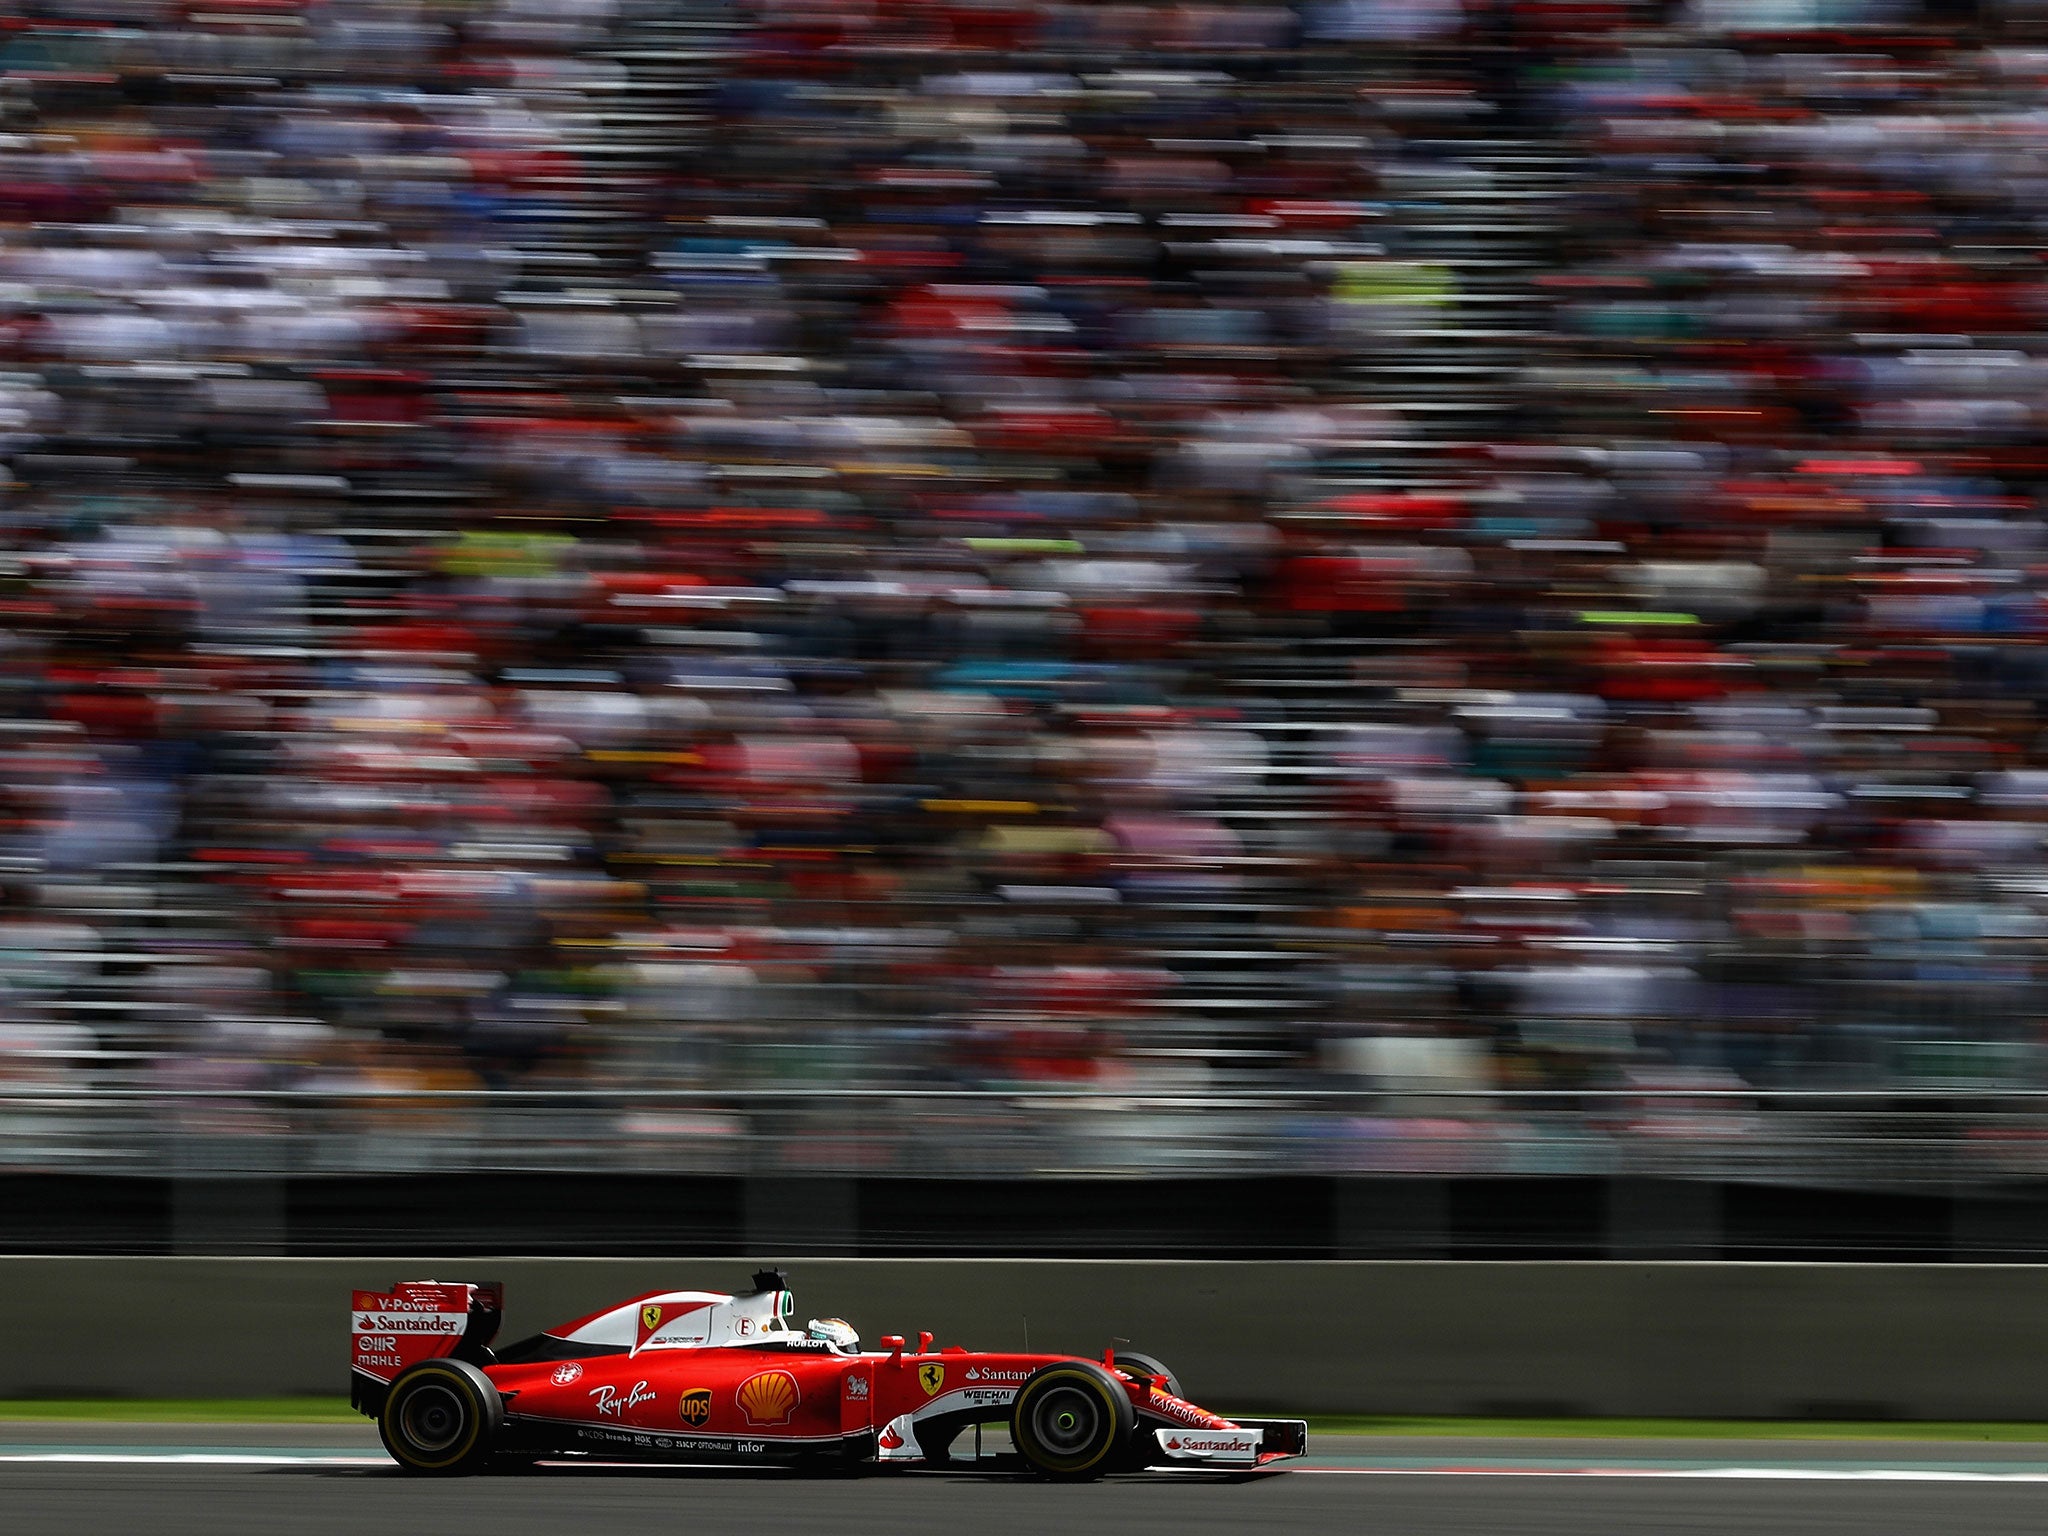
[7,0,2048,1142]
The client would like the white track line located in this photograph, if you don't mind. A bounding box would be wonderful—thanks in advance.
[0,1453,390,1466]
[6,1452,2048,1483]
[1297,1466,2048,1482]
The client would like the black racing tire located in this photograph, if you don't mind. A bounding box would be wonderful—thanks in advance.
[1009,1361,1136,1481]
[379,1358,504,1476]
[1112,1351,1183,1401]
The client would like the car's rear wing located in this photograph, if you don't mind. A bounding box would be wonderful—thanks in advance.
[349,1279,503,1416]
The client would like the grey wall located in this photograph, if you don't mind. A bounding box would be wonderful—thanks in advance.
[3,1258,2045,1419]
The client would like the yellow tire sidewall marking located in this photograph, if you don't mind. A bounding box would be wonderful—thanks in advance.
[388,1366,485,1471]
[1021,1369,1121,1473]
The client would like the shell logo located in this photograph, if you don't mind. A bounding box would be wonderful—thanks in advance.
[736,1369,800,1426]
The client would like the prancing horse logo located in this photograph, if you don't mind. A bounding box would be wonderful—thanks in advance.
[918,1362,945,1396]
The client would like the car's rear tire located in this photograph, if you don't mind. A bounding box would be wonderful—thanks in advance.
[1010,1362,1135,1481]
[379,1359,503,1476]
[1112,1351,1183,1401]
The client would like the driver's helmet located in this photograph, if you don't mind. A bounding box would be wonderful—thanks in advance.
[806,1317,859,1353]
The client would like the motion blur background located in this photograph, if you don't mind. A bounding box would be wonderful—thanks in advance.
[11,0,2048,1260]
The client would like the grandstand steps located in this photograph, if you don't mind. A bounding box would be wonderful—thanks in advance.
[471,0,735,300]
[1336,129,1578,440]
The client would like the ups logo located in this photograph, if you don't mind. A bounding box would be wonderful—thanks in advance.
[678,1388,711,1427]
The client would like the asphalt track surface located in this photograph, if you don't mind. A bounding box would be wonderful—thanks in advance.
[9,1424,2048,1535]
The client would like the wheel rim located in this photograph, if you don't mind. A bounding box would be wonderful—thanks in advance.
[1028,1384,1101,1458]
[399,1383,467,1454]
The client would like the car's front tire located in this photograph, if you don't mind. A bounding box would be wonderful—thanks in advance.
[1009,1361,1136,1481]
[379,1358,504,1476]
[1112,1350,1183,1401]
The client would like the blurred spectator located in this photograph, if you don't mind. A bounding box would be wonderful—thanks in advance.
[4,0,2048,1161]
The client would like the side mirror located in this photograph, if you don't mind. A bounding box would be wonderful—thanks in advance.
[881,1335,905,1359]
[917,1331,933,1355]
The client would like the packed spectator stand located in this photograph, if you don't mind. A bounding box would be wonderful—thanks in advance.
[4,0,2048,1192]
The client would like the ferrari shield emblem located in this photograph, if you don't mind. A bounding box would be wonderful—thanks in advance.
[678,1388,711,1427]
[918,1362,945,1396]
[641,1304,663,1332]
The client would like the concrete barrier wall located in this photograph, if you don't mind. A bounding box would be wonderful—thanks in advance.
[4,1258,2046,1419]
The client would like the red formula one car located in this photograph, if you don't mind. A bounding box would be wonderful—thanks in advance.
[349,1269,1306,1479]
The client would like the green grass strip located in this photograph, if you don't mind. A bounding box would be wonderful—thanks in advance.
[1303,1416,2048,1441]
[0,1399,361,1423]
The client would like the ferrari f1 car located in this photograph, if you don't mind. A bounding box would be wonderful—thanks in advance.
[350,1270,1306,1478]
